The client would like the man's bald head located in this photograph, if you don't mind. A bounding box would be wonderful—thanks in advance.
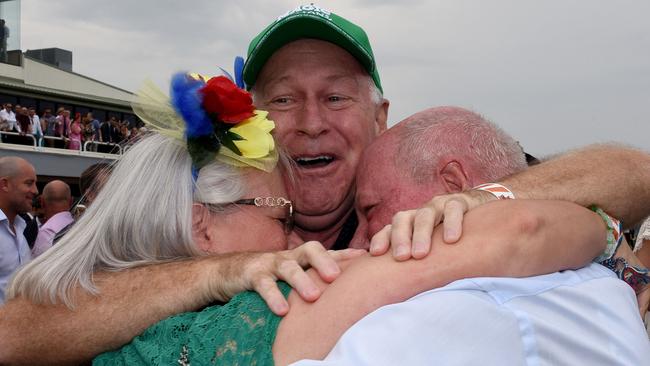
[41,180,72,221]
[0,157,38,219]
[42,180,71,203]
[392,106,527,184]
[354,106,528,243]
[0,157,31,179]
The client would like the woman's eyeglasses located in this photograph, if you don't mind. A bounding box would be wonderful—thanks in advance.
[204,197,294,234]
[234,197,294,234]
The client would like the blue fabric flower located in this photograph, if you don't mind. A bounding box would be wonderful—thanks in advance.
[170,72,214,138]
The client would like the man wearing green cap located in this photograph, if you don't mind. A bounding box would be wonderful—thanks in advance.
[240,4,650,254]
[242,4,389,249]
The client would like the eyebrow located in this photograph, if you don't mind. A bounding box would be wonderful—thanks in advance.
[260,74,361,96]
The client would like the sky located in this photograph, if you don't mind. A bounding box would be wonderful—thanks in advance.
[21,0,650,157]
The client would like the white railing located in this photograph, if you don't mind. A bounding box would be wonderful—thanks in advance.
[41,135,65,147]
[0,131,122,156]
[0,131,38,147]
[83,141,122,155]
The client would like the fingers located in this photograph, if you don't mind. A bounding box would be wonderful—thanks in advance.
[411,207,435,259]
[276,258,321,302]
[293,241,341,283]
[328,248,367,262]
[390,211,416,261]
[442,199,468,243]
[254,276,290,316]
[369,225,392,256]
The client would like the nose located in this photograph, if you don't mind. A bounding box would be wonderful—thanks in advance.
[295,98,328,138]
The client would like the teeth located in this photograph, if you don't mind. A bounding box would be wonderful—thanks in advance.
[295,156,334,165]
[296,155,333,162]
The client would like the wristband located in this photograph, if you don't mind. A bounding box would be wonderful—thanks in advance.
[601,257,650,295]
[473,183,515,200]
[591,206,623,262]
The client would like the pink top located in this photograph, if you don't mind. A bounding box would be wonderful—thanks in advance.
[68,122,82,150]
[32,211,74,258]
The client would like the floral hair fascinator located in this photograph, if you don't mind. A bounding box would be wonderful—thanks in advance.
[131,68,277,172]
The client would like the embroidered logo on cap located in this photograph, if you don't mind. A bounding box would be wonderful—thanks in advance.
[278,4,332,21]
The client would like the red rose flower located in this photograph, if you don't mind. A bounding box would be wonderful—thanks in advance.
[200,76,255,124]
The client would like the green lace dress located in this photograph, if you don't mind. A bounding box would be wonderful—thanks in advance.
[93,282,291,366]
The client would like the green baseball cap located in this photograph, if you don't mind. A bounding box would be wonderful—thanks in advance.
[243,5,383,93]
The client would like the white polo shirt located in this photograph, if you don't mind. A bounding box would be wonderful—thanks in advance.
[294,263,650,365]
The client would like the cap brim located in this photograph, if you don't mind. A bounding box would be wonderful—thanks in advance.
[243,15,374,89]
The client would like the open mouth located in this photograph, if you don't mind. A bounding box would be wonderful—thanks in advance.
[294,155,335,169]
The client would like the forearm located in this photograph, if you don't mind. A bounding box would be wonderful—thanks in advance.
[274,199,605,363]
[0,257,216,365]
[0,245,349,366]
[499,144,650,228]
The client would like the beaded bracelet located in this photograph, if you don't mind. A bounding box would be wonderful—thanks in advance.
[473,183,515,200]
[601,257,650,294]
[590,206,623,262]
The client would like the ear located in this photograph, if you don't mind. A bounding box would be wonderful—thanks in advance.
[0,177,9,193]
[374,98,389,134]
[439,160,472,194]
[191,203,211,252]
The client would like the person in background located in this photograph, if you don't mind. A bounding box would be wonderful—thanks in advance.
[91,113,102,150]
[129,126,140,142]
[68,113,83,151]
[42,109,57,148]
[18,195,43,250]
[31,180,73,258]
[119,123,130,145]
[0,157,37,304]
[51,108,66,148]
[82,115,94,149]
[14,107,33,146]
[28,107,43,146]
[52,162,113,245]
[0,103,17,143]
[0,103,16,131]
[15,107,30,135]
[109,117,121,144]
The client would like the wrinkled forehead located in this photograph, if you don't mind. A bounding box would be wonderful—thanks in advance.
[355,134,433,213]
[255,39,369,91]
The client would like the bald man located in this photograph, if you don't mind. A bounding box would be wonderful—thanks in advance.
[0,157,38,303]
[293,107,650,365]
[32,180,73,258]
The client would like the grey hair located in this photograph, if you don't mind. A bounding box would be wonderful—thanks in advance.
[7,133,244,307]
[396,107,527,184]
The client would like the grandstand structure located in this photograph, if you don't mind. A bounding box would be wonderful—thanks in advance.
[0,51,135,193]
[0,0,135,196]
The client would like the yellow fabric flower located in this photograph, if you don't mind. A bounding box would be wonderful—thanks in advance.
[230,110,276,158]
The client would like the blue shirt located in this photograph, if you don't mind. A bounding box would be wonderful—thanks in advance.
[0,209,31,304]
[294,263,650,365]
